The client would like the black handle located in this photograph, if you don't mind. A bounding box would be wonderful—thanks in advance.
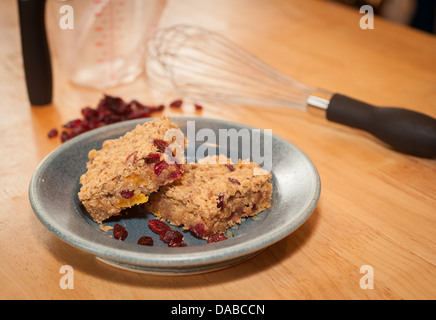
[326,94,436,158]
[18,0,52,106]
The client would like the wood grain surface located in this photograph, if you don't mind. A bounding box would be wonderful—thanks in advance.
[1,0,435,299]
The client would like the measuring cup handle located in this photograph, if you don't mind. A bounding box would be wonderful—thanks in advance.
[18,0,52,106]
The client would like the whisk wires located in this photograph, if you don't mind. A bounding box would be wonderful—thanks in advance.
[146,25,311,110]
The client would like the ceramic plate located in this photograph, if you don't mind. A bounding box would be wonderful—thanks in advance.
[29,117,320,275]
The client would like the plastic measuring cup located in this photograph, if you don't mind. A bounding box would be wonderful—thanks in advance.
[46,0,166,89]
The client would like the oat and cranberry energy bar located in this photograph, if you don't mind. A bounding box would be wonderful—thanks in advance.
[78,116,185,223]
[143,156,273,239]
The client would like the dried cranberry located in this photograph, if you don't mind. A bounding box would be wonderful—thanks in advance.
[190,223,207,239]
[48,128,58,138]
[168,167,183,180]
[130,100,164,114]
[148,220,186,247]
[145,153,161,163]
[81,106,99,120]
[63,119,82,129]
[160,229,185,247]
[169,99,183,108]
[194,104,203,110]
[125,109,151,120]
[217,194,225,210]
[148,219,171,235]
[97,109,110,122]
[228,177,241,185]
[252,203,257,211]
[170,240,187,247]
[118,102,132,116]
[154,161,169,176]
[101,113,121,124]
[120,190,134,199]
[98,95,126,114]
[81,119,101,131]
[68,128,82,139]
[225,164,235,172]
[170,242,187,247]
[56,95,166,143]
[113,224,128,240]
[153,139,169,153]
[137,236,153,246]
[207,233,227,244]
[128,100,143,108]
[129,100,152,112]
[60,131,70,143]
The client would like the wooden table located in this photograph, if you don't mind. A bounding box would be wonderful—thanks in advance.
[1,0,435,300]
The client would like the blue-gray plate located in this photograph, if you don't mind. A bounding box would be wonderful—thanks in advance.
[29,117,320,275]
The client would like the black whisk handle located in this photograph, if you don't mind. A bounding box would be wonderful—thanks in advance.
[326,94,436,158]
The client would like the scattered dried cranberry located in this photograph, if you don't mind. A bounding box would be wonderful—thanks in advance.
[154,161,169,176]
[137,236,153,246]
[125,109,150,120]
[120,190,134,199]
[48,128,58,138]
[207,233,227,244]
[113,224,128,240]
[169,99,183,108]
[153,139,169,153]
[148,219,171,235]
[51,94,165,143]
[81,106,99,120]
[148,220,186,247]
[130,100,164,113]
[228,177,241,185]
[160,229,186,247]
[194,104,203,110]
[98,95,127,115]
[168,166,183,180]
[225,164,235,172]
[190,223,207,239]
[60,131,70,143]
[252,203,257,211]
[145,152,161,163]
[217,194,225,210]
[63,119,82,129]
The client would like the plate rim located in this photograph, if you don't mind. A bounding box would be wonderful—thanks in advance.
[29,116,321,270]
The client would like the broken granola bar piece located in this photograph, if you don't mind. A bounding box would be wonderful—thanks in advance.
[143,156,272,239]
[78,116,185,223]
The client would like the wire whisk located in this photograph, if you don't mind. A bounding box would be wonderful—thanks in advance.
[146,24,313,110]
[145,24,436,158]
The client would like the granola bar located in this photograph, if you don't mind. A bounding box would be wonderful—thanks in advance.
[143,156,272,239]
[78,116,185,223]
